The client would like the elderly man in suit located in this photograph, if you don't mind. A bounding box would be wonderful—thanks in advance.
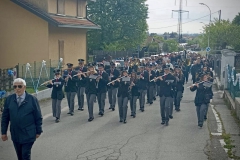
[1,78,43,160]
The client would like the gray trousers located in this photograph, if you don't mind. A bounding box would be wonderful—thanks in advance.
[139,89,147,110]
[196,104,208,125]
[87,94,96,118]
[66,92,76,113]
[157,86,160,96]
[118,96,128,121]
[108,87,117,108]
[160,96,172,122]
[175,91,183,109]
[153,85,156,97]
[130,96,138,115]
[169,97,174,116]
[97,92,106,113]
[52,99,62,119]
[148,85,154,103]
[77,87,85,109]
[204,104,209,118]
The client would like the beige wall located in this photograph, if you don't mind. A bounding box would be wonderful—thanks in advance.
[65,0,77,17]
[48,0,57,14]
[24,0,48,12]
[48,25,87,67]
[0,0,49,68]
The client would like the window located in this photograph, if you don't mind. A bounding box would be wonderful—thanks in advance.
[77,0,86,18]
[57,0,65,15]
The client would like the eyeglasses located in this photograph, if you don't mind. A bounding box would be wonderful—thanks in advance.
[13,85,23,89]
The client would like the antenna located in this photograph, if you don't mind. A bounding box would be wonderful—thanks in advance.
[172,0,189,43]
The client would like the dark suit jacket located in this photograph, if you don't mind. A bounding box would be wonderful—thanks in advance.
[46,77,65,100]
[63,70,78,92]
[106,68,120,88]
[97,71,109,93]
[1,92,43,144]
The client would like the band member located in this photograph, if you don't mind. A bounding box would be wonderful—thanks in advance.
[96,64,109,116]
[147,65,156,105]
[190,73,213,128]
[82,65,99,122]
[158,66,176,126]
[129,72,139,118]
[45,69,65,123]
[174,66,185,112]
[75,59,87,111]
[168,68,175,119]
[117,70,130,123]
[63,63,78,116]
[138,66,148,112]
[106,62,120,111]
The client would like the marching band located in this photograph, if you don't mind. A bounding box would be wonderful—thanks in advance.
[42,51,214,128]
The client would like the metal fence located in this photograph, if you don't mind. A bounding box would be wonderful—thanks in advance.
[226,64,240,100]
[17,60,60,91]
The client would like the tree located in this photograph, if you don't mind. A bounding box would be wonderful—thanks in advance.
[232,12,240,26]
[87,0,148,51]
[162,39,178,53]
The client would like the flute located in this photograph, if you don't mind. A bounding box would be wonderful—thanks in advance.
[40,79,55,86]
[150,74,167,82]
[107,76,125,85]
[187,81,212,88]
[72,71,90,77]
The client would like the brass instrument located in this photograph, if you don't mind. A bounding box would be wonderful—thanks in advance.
[185,58,191,66]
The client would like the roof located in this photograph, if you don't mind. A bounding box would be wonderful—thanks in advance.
[11,0,101,29]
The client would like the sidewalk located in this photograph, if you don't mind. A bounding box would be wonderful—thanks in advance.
[211,84,240,159]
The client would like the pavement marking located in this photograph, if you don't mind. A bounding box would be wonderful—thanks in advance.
[210,104,223,136]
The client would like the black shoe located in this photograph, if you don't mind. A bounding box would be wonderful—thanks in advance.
[100,113,104,116]
[80,108,84,111]
[70,113,74,116]
[67,112,71,114]
[169,115,173,119]
[112,108,115,111]
[55,118,60,123]
[88,117,94,122]
[146,102,149,104]
[153,97,156,101]
[204,116,207,120]
[133,115,136,118]
[98,112,101,115]
[119,120,123,122]
[109,106,112,109]
[149,102,153,105]
[161,121,165,125]
[198,124,203,128]
[176,109,181,112]
[141,109,145,112]
[123,120,127,124]
[165,121,169,126]
[130,114,134,116]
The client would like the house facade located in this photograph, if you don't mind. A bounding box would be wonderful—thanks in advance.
[0,0,100,68]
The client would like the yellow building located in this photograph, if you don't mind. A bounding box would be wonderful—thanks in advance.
[0,0,100,68]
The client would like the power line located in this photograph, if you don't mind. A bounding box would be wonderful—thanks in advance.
[149,11,219,29]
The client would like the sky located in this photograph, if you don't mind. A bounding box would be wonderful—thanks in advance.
[146,0,240,34]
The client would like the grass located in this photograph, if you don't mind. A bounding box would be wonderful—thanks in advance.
[26,87,46,94]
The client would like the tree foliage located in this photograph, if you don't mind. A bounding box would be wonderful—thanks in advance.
[162,39,178,53]
[87,0,148,51]
[232,12,240,26]
[200,18,240,51]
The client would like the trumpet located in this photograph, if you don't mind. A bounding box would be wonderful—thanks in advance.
[107,76,125,85]
[150,74,167,82]
[40,79,55,86]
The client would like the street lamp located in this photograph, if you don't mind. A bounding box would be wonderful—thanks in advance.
[199,3,212,57]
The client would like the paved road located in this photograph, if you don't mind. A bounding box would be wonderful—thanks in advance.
[0,83,211,160]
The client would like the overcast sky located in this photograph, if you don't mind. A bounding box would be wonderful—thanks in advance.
[146,0,240,34]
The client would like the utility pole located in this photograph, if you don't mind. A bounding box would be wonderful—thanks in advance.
[172,0,189,43]
[219,10,221,22]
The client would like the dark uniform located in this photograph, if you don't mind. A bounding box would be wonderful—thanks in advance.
[63,63,78,116]
[159,69,176,126]
[117,75,130,123]
[75,59,88,111]
[96,64,109,116]
[130,77,139,117]
[46,69,65,122]
[190,77,213,128]
[106,63,120,111]
[138,68,149,111]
